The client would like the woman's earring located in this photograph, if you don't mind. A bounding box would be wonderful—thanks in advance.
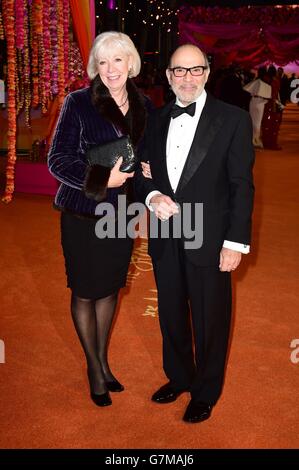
[128,67,133,77]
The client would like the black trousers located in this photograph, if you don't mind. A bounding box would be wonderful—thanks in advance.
[152,238,232,405]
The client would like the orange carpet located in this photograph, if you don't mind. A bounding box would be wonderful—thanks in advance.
[0,104,298,449]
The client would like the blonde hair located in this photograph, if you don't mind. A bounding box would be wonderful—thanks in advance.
[87,31,141,80]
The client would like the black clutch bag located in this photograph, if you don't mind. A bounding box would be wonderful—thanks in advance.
[86,135,137,173]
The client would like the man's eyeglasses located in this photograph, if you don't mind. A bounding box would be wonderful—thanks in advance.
[168,66,208,77]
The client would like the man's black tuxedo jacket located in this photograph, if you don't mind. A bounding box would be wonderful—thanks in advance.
[136,93,255,267]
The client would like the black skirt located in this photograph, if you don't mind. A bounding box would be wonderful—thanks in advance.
[60,212,134,299]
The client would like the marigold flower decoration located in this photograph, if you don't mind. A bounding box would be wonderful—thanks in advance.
[2,0,17,203]
[1,0,79,202]
[0,9,5,40]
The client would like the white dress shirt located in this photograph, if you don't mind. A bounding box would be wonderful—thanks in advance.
[146,90,249,254]
[166,91,207,191]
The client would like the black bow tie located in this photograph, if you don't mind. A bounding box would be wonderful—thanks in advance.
[170,102,196,119]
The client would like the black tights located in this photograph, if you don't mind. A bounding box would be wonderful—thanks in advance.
[71,291,118,394]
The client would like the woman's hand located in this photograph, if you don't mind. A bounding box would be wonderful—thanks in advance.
[141,161,152,179]
[107,157,134,188]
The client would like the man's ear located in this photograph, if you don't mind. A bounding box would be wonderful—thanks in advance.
[166,68,171,85]
[205,69,210,84]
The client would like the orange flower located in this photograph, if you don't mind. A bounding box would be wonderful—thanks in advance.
[2,0,17,203]
[1,0,74,202]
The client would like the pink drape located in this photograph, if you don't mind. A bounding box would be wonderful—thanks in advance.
[178,7,299,66]
[89,0,95,42]
[69,0,95,67]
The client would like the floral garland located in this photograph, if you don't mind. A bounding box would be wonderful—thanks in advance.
[23,0,31,126]
[31,0,42,107]
[50,0,58,96]
[42,0,51,113]
[0,8,4,40]
[16,49,24,115]
[1,0,84,202]
[68,41,89,91]
[15,0,25,116]
[57,0,65,108]
[2,0,17,203]
[63,0,69,88]
[15,0,25,49]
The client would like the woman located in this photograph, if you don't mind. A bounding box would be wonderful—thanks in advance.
[243,66,271,148]
[261,65,283,150]
[48,32,150,407]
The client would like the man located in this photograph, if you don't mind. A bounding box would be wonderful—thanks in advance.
[136,44,254,423]
[277,66,289,106]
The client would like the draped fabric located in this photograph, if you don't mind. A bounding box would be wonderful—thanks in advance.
[178,6,299,67]
[89,0,96,44]
[69,0,95,67]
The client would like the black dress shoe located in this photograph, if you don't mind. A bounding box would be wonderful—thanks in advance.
[90,391,112,407]
[152,382,187,404]
[183,399,212,423]
[106,380,124,392]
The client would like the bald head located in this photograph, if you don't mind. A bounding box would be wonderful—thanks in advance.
[166,44,210,105]
[169,44,209,70]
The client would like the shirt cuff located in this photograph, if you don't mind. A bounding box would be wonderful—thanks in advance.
[223,240,250,254]
[145,191,162,211]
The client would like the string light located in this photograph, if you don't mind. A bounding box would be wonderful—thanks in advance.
[96,0,179,31]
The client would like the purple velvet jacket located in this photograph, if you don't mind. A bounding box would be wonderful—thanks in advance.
[48,77,150,216]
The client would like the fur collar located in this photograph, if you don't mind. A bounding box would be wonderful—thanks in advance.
[90,75,147,147]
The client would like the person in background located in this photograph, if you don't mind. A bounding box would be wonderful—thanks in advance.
[261,65,283,150]
[243,66,271,148]
[219,64,251,111]
[48,31,150,407]
[278,67,290,106]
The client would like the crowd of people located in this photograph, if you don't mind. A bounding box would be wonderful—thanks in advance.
[136,61,297,150]
[197,64,296,150]
[243,65,294,150]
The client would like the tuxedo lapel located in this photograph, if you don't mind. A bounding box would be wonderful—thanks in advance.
[175,94,224,195]
[157,102,175,196]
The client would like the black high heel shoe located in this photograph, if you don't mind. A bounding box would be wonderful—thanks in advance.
[106,379,124,392]
[87,368,112,406]
[90,391,112,407]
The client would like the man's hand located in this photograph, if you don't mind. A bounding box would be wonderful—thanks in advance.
[149,194,179,221]
[219,247,242,272]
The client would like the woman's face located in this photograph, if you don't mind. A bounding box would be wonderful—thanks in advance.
[96,47,132,94]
